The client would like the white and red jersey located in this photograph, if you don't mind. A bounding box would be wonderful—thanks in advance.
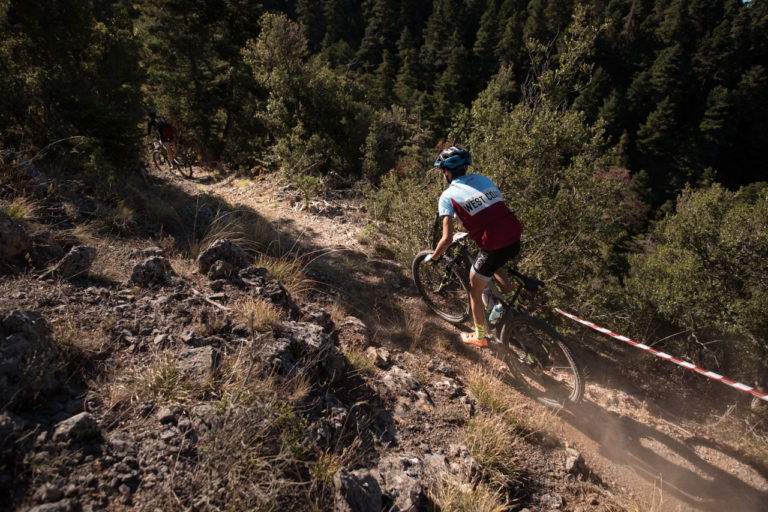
[438,174,522,250]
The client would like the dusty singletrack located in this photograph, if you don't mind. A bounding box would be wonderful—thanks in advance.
[187,170,768,511]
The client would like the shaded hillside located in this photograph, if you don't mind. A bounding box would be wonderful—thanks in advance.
[2,161,766,511]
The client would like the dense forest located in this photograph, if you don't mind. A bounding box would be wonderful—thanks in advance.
[2,1,767,394]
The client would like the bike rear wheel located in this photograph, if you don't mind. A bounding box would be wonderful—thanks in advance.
[172,153,194,179]
[412,250,471,324]
[500,315,584,407]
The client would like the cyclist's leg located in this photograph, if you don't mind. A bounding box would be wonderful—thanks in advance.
[161,130,176,164]
[478,241,521,296]
[169,138,177,163]
[468,270,489,328]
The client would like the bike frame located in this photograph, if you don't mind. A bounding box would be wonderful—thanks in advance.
[439,232,533,339]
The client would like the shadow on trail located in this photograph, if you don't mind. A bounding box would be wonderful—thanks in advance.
[561,397,768,511]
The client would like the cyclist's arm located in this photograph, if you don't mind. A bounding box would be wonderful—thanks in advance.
[431,215,454,259]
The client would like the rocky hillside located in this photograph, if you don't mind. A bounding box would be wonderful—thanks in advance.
[2,162,766,512]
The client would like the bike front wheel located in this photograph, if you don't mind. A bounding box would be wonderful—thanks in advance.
[412,250,471,324]
[500,315,584,407]
[152,149,170,172]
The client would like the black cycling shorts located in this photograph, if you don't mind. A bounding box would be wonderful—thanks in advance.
[472,240,521,281]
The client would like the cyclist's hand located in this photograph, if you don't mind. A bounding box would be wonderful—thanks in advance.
[424,253,441,265]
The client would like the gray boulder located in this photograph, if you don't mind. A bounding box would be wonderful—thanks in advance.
[207,259,234,279]
[0,311,61,408]
[0,210,32,265]
[53,412,99,442]
[176,346,215,386]
[377,454,425,511]
[196,239,249,275]
[337,316,371,352]
[334,469,382,512]
[280,321,346,383]
[40,245,96,279]
[130,256,176,286]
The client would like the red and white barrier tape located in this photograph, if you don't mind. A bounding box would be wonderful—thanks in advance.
[553,308,768,403]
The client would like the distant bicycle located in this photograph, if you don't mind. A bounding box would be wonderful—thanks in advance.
[150,139,193,179]
[412,231,585,407]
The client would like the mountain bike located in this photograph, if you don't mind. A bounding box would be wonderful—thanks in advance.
[150,139,193,179]
[412,232,585,407]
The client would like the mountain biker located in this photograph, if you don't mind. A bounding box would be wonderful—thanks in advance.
[426,146,523,347]
[146,108,178,167]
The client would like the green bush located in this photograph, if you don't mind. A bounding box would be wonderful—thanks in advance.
[1,0,144,180]
[242,13,370,178]
[625,183,768,384]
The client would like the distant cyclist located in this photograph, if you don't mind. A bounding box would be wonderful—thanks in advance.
[426,146,524,347]
[146,108,178,167]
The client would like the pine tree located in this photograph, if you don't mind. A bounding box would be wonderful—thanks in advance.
[393,27,423,108]
[1,0,144,175]
[523,0,550,43]
[137,0,263,160]
[473,0,501,88]
[357,0,397,70]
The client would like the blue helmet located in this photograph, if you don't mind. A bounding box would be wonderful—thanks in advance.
[434,146,472,169]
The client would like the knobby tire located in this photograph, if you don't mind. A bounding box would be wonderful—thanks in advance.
[173,153,193,179]
[500,315,584,407]
[412,250,471,324]
[152,150,170,172]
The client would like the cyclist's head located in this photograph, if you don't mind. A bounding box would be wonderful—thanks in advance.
[434,146,471,180]
[148,108,156,118]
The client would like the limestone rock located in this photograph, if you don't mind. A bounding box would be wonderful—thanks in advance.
[196,239,249,275]
[53,412,99,442]
[337,316,370,351]
[0,210,31,265]
[334,469,382,512]
[40,245,96,279]
[130,256,176,286]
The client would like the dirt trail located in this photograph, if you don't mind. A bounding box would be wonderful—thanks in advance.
[192,171,768,511]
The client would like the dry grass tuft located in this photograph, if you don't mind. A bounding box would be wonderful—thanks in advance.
[465,413,520,484]
[428,473,508,512]
[190,208,277,259]
[619,483,664,512]
[71,221,103,246]
[233,296,281,333]
[344,347,377,377]
[402,310,426,348]
[105,350,203,410]
[169,256,198,280]
[466,367,512,417]
[1,195,39,221]
[103,201,136,232]
[255,253,315,299]
[465,366,553,434]
[326,298,349,327]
